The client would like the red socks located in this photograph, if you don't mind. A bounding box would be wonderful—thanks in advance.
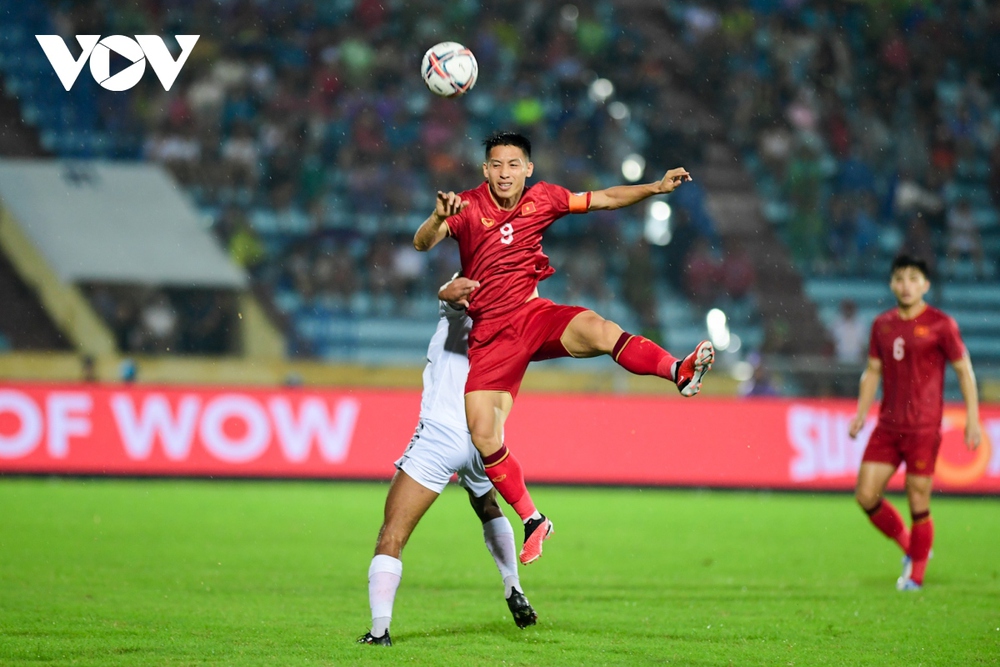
[865,499,910,553]
[482,444,537,521]
[866,502,934,584]
[908,511,934,584]
[613,333,678,380]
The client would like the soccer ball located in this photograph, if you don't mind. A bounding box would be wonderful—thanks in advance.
[421,42,478,98]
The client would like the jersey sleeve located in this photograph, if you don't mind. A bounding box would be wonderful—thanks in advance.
[941,316,967,362]
[541,182,591,216]
[867,320,881,361]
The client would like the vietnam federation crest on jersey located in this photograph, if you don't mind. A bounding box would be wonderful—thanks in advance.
[481,217,496,228]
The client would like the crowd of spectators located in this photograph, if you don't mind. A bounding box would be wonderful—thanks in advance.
[85,284,236,355]
[17,0,999,369]
[40,0,737,356]
[668,0,1000,279]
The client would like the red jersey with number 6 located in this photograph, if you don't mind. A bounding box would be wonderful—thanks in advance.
[868,305,966,431]
[445,181,590,321]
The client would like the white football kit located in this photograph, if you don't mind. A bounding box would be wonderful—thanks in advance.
[394,301,493,496]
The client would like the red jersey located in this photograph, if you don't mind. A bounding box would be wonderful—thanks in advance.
[445,181,589,320]
[868,305,966,431]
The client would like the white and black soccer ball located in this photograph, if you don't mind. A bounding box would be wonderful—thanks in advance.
[421,41,478,98]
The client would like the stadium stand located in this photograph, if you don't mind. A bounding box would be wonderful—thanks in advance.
[0,249,67,351]
[0,70,44,158]
[0,0,752,373]
[655,0,1000,396]
[0,159,260,357]
[1,0,996,398]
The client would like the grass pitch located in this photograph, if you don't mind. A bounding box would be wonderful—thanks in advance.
[0,479,998,666]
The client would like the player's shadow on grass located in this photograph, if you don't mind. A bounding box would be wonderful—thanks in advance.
[392,623,752,667]
[394,620,543,644]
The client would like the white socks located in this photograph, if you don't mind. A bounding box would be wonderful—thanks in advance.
[367,519,522,637]
[483,516,521,597]
[524,510,542,523]
[368,554,402,637]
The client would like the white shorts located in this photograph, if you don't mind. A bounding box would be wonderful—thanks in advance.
[395,419,493,497]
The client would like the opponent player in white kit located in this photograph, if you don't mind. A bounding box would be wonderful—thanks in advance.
[358,277,536,647]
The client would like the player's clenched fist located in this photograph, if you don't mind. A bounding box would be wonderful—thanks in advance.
[657,168,692,194]
[435,191,469,220]
[414,191,469,250]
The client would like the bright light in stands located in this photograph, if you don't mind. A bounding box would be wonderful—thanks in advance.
[644,201,672,246]
[608,101,630,121]
[560,4,580,25]
[649,201,671,221]
[706,308,731,351]
[588,78,614,102]
[731,360,754,382]
[728,334,742,353]
[644,218,670,246]
[706,308,726,331]
[621,153,645,182]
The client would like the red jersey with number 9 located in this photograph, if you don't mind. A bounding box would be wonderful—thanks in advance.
[445,181,590,320]
[868,305,966,431]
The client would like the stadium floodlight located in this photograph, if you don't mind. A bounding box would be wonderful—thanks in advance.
[588,78,614,102]
[649,200,670,220]
[559,5,580,32]
[727,334,742,353]
[706,308,730,351]
[608,101,630,121]
[643,200,672,246]
[643,217,670,245]
[731,360,754,381]
[621,153,645,182]
[642,201,674,246]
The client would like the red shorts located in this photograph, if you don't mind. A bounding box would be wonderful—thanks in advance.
[465,298,587,398]
[862,425,942,475]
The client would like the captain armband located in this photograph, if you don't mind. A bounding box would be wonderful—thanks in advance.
[568,191,592,213]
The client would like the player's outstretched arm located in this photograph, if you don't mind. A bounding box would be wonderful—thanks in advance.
[952,354,981,449]
[413,191,469,251]
[849,356,882,438]
[588,168,692,211]
[438,276,480,309]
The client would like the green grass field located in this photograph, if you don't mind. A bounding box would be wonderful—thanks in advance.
[1,479,998,666]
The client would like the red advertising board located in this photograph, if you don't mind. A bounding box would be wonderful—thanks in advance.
[0,384,997,493]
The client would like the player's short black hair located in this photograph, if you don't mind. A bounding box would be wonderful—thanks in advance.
[483,131,531,160]
[890,254,931,279]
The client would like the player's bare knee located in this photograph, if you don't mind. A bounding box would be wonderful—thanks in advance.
[905,477,932,502]
[583,313,620,352]
[855,488,880,511]
[469,429,501,455]
[468,417,501,454]
[906,487,932,510]
[600,319,624,352]
[567,312,622,355]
